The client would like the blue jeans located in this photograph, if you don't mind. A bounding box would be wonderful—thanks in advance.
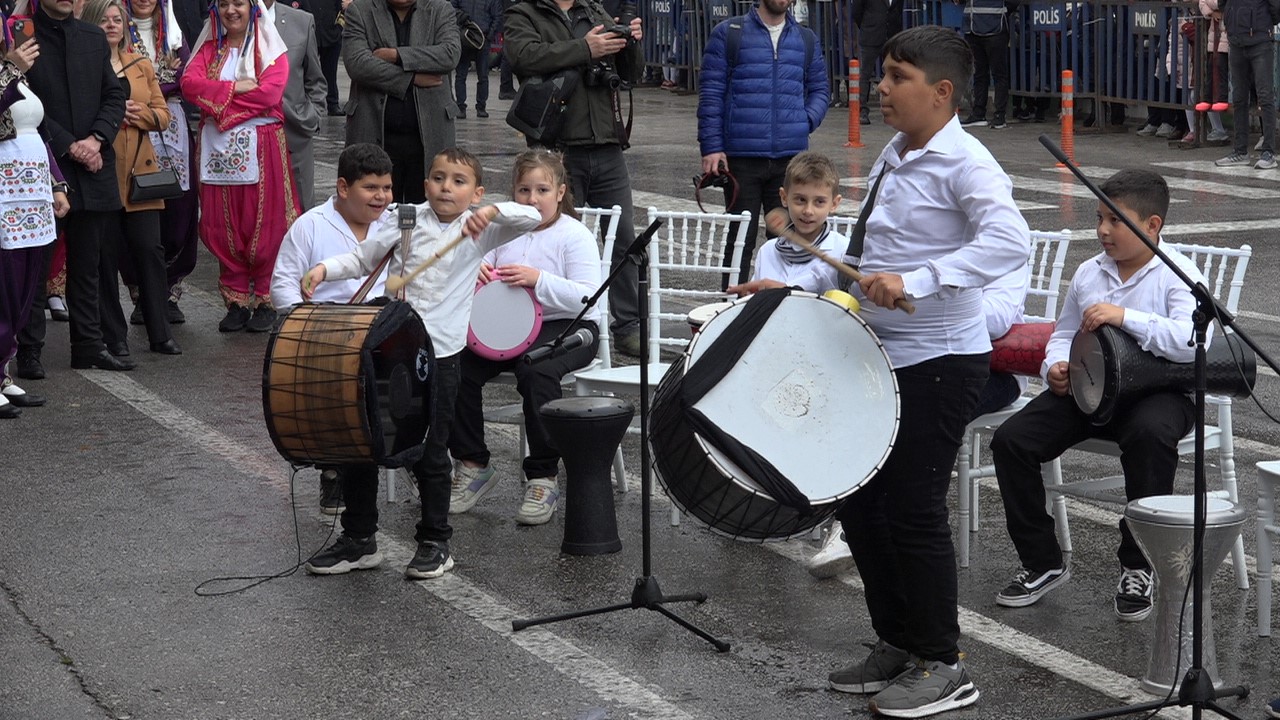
[455,46,491,110]
[1229,40,1276,155]
[836,353,989,664]
[562,144,639,336]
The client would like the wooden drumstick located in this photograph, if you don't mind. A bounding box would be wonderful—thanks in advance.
[763,209,915,314]
[385,233,469,294]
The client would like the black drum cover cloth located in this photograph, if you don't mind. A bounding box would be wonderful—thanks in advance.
[263,301,435,468]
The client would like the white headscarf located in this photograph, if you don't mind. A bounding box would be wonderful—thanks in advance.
[191,0,286,82]
[127,0,185,56]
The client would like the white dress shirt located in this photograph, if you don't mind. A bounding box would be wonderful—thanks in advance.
[1042,241,1209,379]
[482,214,603,325]
[839,115,1031,368]
[320,201,542,357]
[271,196,390,307]
[751,229,844,292]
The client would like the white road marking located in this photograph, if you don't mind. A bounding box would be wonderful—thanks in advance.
[1069,166,1280,200]
[1152,160,1280,182]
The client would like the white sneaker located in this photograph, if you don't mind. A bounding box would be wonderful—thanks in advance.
[449,464,497,514]
[1154,123,1178,138]
[1257,135,1266,151]
[808,521,855,578]
[1135,123,1160,136]
[47,295,67,313]
[515,478,559,525]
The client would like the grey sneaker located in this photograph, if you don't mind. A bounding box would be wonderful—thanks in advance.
[1215,153,1252,167]
[828,640,913,694]
[807,521,854,579]
[449,463,498,514]
[1114,567,1153,622]
[405,540,453,579]
[1154,122,1178,138]
[869,659,980,718]
[1206,129,1230,143]
[613,331,642,357]
[515,478,559,525]
[304,534,382,575]
[995,566,1070,608]
[1256,151,1276,169]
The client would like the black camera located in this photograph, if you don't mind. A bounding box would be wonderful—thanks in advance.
[584,61,622,89]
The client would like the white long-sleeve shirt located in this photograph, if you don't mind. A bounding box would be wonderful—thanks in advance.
[1042,242,1210,380]
[750,229,845,292]
[271,196,390,307]
[482,214,603,325]
[320,201,543,356]
[837,116,1031,369]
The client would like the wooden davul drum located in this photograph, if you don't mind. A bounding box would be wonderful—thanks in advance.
[651,290,899,541]
[263,302,434,468]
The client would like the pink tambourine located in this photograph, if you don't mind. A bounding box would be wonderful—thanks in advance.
[467,282,544,360]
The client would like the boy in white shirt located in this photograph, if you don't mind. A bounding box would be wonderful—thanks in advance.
[990,168,1206,623]
[749,151,845,292]
[270,144,394,516]
[299,148,542,580]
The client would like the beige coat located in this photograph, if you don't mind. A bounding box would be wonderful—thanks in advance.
[112,52,172,212]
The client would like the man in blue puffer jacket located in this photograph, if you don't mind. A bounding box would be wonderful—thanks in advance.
[697,0,829,286]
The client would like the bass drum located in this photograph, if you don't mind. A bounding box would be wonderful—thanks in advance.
[650,290,899,541]
[263,301,434,468]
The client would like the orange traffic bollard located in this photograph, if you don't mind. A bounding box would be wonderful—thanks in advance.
[844,60,864,148]
[1058,70,1075,167]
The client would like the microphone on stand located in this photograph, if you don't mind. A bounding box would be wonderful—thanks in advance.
[524,327,594,364]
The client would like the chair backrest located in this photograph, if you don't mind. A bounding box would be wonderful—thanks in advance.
[1163,242,1252,314]
[576,204,623,370]
[826,215,858,242]
[644,207,751,357]
[1026,229,1072,322]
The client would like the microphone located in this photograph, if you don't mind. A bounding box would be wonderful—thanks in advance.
[524,328,594,364]
[397,204,417,230]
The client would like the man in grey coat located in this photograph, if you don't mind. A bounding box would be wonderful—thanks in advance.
[342,0,461,203]
[267,0,329,209]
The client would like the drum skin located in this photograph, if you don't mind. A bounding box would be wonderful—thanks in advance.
[650,292,900,541]
[467,282,543,361]
[263,302,433,467]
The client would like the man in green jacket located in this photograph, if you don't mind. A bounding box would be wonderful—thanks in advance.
[503,0,645,356]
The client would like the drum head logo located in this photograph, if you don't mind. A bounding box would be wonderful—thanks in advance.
[416,348,431,381]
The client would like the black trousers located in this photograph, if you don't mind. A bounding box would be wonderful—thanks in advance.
[320,41,342,109]
[339,353,460,544]
[64,210,117,357]
[16,241,52,352]
[720,155,790,288]
[449,319,599,479]
[836,353,988,664]
[562,145,639,336]
[991,389,1194,573]
[858,42,883,112]
[386,129,427,205]
[103,209,172,347]
[967,30,1010,120]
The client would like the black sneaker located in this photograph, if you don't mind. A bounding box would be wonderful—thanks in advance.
[219,304,251,332]
[167,300,185,324]
[304,534,383,575]
[245,305,278,333]
[990,115,1008,129]
[476,107,489,118]
[1114,567,1153,621]
[959,114,987,127]
[457,107,467,119]
[319,469,345,515]
[130,304,145,325]
[15,348,45,380]
[498,89,516,100]
[405,540,453,580]
[995,566,1070,607]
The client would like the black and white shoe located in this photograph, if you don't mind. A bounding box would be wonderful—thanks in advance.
[304,534,382,575]
[995,566,1070,607]
[1114,567,1153,621]
[405,541,453,580]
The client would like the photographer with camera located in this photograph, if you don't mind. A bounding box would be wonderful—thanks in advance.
[697,0,828,287]
[503,0,645,356]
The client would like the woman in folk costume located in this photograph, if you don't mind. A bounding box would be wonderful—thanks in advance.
[181,0,299,333]
[0,22,71,416]
[124,0,198,324]
[81,0,181,357]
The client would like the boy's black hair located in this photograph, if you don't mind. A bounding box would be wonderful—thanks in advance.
[1099,168,1170,223]
[881,25,974,109]
[337,143,394,184]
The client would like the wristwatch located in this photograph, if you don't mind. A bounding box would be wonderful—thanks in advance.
[52,181,70,194]
[91,130,108,145]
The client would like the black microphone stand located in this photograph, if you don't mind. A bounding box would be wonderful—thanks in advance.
[512,220,730,652]
[1040,135,1280,720]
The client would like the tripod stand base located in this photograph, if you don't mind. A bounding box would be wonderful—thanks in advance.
[1056,673,1248,720]
[511,575,731,652]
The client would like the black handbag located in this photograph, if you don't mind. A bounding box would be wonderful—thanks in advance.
[505,68,581,147]
[128,109,183,203]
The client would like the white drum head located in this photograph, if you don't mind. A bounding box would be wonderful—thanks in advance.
[1126,494,1240,527]
[685,293,899,504]
[467,282,543,361]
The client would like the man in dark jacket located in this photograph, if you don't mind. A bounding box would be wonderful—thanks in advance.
[16,0,129,376]
[852,0,892,125]
[696,0,828,286]
[453,0,503,117]
[504,0,646,355]
[958,0,1013,129]
[1214,0,1280,169]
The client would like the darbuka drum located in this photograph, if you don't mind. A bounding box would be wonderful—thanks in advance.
[467,281,543,360]
[990,321,1054,376]
[686,301,733,335]
[1069,325,1256,425]
[651,290,899,541]
[263,302,434,468]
